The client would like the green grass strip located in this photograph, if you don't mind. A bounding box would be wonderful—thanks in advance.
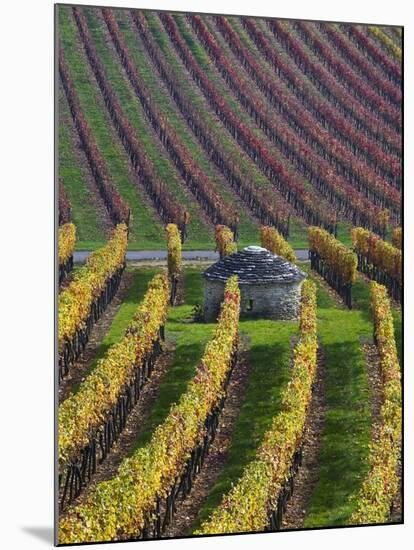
[192,315,298,532]
[128,267,215,451]
[303,270,373,526]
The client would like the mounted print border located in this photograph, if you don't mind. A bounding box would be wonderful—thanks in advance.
[55,2,403,546]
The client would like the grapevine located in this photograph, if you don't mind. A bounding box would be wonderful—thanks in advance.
[166,223,182,304]
[215,225,237,259]
[59,273,169,468]
[260,225,296,263]
[58,224,128,379]
[308,226,357,307]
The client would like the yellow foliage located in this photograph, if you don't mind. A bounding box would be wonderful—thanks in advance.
[260,225,296,263]
[59,276,240,544]
[58,223,76,265]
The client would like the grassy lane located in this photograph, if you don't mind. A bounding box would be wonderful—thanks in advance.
[112,9,259,246]
[71,268,159,394]
[192,315,298,531]
[59,6,166,250]
[127,267,215,451]
[59,87,107,248]
[83,7,214,250]
[302,269,373,527]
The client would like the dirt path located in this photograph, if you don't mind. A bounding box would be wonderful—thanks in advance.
[280,344,326,529]
[59,270,134,403]
[162,342,250,538]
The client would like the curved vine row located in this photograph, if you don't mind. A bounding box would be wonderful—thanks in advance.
[308,226,357,307]
[131,10,291,236]
[59,223,76,284]
[351,227,402,301]
[59,179,72,225]
[161,13,337,234]
[188,14,393,230]
[217,16,401,209]
[317,23,401,108]
[166,223,182,304]
[345,25,401,84]
[368,27,402,60]
[100,8,238,233]
[267,19,401,138]
[59,273,169,468]
[72,7,189,238]
[244,18,400,157]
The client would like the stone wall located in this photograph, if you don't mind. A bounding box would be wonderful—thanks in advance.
[204,279,305,322]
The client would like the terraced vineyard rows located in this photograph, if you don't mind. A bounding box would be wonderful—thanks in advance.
[56,5,402,545]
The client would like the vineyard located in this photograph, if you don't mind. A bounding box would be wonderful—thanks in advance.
[56,4,402,545]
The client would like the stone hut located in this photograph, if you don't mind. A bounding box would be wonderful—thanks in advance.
[203,245,307,321]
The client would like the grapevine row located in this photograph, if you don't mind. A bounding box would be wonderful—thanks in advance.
[350,283,401,524]
[351,227,402,302]
[100,8,238,233]
[131,10,291,237]
[189,15,393,230]
[58,223,76,285]
[59,273,169,508]
[260,225,296,263]
[244,18,400,157]
[308,226,357,308]
[166,223,182,304]
[344,25,401,84]
[160,13,337,234]
[197,279,317,534]
[267,19,401,137]
[58,224,128,381]
[317,23,401,107]
[72,7,189,239]
[215,224,237,259]
[59,276,240,544]
[290,21,401,130]
[368,26,402,59]
[59,49,131,228]
[220,17,401,203]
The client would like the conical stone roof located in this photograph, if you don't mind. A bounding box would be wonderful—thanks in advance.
[204,246,306,285]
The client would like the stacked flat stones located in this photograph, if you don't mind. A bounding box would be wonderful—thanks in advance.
[203,246,307,321]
